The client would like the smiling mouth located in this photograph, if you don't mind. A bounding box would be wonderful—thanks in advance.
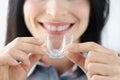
[39,22,74,34]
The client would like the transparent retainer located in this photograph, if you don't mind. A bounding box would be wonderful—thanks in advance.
[46,34,73,58]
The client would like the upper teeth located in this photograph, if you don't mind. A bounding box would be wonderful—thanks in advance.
[44,24,70,31]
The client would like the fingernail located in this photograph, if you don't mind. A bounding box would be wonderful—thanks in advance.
[39,35,44,43]
[13,60,21,65]
[66,44,74,49]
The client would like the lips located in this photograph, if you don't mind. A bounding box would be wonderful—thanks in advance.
[39,22,74,34]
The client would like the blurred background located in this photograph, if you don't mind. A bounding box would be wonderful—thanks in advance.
[0,0,120,53]
[0,0,8,48]
[101,0,120,53]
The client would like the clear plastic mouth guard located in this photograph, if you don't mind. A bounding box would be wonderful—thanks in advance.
[46,34,73,58]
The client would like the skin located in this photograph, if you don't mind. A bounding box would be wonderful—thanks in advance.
[65,42,120,80]
[0,0,120,80]
[23,0,90,75]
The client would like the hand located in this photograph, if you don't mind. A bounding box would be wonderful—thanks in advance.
[65,42,120,80]
[0,37,46,80]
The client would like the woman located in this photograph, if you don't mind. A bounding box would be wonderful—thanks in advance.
[0,0,120,80]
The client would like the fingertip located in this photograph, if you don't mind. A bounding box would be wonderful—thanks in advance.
[64,50,70,56]
[39,35,45,43]
[40,47,47,53]
[66,44,74,49]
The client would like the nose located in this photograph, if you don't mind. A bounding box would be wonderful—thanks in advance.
[46,0,68,17]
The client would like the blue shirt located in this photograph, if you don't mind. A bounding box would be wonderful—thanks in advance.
[27,62,87,80]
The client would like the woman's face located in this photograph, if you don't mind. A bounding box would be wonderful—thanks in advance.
[23,0,90,43]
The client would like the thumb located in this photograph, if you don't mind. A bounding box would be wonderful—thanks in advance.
[28,53,43,69]
[29,47,47,68]
[65,51,87,73]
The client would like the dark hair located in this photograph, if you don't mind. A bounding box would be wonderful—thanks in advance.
[5,0,109,45]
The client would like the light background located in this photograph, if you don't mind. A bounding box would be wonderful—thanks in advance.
[101,0,120,53]
[0,0,8,48]
[0,0,120,53]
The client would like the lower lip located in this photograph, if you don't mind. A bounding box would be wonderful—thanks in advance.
[40,24,72,35]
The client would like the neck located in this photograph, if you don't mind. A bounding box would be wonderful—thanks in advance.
[41,55,74,75]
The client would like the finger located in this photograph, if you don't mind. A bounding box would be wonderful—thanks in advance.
[0,55,19,66]
[90,75,112,80]
[64,51,86,73]
[86,63,117,77]
[85,51,117,69]
[66,42,117,56]
[28,53,43,69]
[9,49,30,66]
[13,37,44,46]
[16,42,46,55]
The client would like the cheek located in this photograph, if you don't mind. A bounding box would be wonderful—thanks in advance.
[71,5,90,42]
[73,5,90,33]
[24,3,38,19]
[24,0,44,19]
[73,7,90,21]
[23,2,44,36]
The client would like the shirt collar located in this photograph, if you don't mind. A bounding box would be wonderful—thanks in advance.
[27,61,77,77]
[27,62,39,77]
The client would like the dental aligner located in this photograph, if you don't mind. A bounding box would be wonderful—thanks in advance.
[46,34,73,58]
